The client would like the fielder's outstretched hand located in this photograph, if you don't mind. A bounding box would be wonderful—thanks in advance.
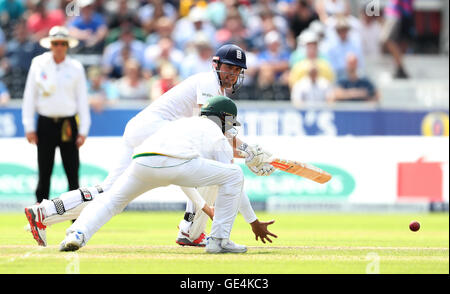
[250,219,278,244]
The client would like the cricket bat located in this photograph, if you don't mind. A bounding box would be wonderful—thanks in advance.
[265,157,332,184]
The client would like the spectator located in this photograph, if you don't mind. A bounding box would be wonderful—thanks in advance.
[255,63,276,100]
[115,58,150,101]
[150,62,179,101]
[308,20,328,51]
[206,0,249,29]
[179,33,214,79]
[249,8,288,52]
[101,26,146,79]
[359,4,383,58]
[329,53,379,103]
[289,28,327,67]
[172,6,217,51]
[322,11,364,53]
[145,16,175,47]
[138,0,177,34]
[67,0,108,54]
[0,27,5,74]
[254,63,291,101]
[104,3,145,45]
[289,30,335,88]
[6,19,45,70]
[3,19,46,98]
[285,0,319,45]
[315,0,350,23]
[215,8,250,48]
[103,0,139,29]
[257,30,290,85]
[86,65,119,113]
[248,0,285,17]
[290,61,332,108]
[380,0,415,79]
[247,3,289,47]
[105,15,145,46]
[0,0,25,27]
[92,0,108,15]
[26,0,66,42]
[0,79,10,105]
[143,36,184,75]
[325,16,364,80]
[106,43,130,79]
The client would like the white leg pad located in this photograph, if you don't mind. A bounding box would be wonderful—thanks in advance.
[43,202,90,226]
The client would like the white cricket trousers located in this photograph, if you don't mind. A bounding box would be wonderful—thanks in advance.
[68,155,244,245]
[100,114,169,190]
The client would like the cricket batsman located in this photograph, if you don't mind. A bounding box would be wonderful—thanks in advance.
[59,96,277,253]
[25,44,275,247]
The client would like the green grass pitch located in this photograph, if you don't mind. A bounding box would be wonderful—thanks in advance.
[0,211,448,274]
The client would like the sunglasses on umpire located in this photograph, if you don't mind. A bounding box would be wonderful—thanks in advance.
[51,41,68,47]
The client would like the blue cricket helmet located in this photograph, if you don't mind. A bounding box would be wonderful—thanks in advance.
[213,44,247,93]
[213,44,247,69]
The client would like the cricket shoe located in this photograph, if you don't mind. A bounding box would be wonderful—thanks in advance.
[176,230,208,247]
[59,231,85,252]
[24,205,47,247]
[205,237,247,253]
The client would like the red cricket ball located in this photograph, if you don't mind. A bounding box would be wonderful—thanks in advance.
[409,221,420,232]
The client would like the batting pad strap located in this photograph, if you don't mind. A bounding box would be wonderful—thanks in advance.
[52,198,66,215]
[79,188,93,201]
[184,212,195,222]
[95,185,104,194]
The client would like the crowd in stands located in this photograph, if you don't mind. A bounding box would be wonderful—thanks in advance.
[0,0,419,109]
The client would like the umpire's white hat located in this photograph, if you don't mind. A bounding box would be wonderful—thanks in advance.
[39,26,79,49]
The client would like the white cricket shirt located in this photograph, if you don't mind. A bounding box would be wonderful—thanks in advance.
[22,52,91,135]
[131,71,225,125]
[134,116,233,163]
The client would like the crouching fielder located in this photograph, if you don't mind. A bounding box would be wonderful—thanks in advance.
[59,96,277,253]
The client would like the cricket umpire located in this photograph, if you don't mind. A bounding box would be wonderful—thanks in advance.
[22,26,91,204]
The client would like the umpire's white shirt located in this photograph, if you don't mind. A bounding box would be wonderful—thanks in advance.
[22,52,91,136]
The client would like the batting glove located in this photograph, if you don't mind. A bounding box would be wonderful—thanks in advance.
[238,143,265,167]
[249,163,275,176]
[248,148,275,176]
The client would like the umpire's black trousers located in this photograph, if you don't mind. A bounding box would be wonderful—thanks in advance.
[35,115,80,203]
